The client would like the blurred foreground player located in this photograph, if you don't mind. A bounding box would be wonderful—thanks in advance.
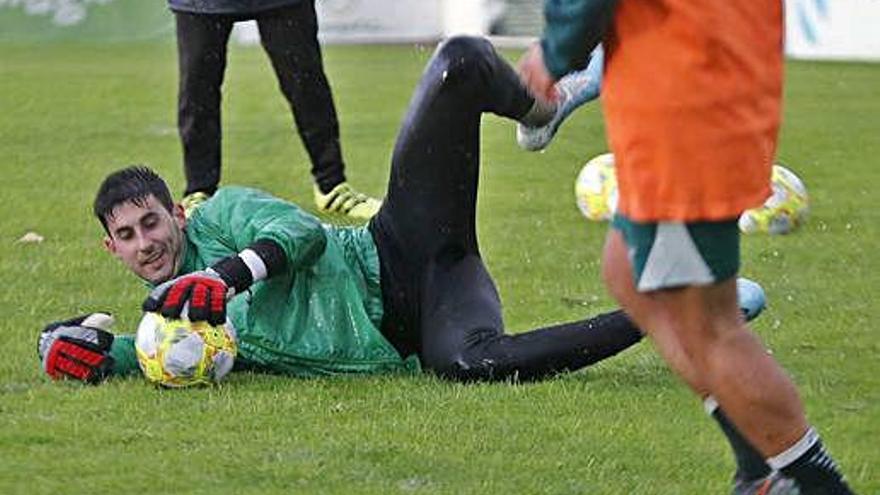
[519,0,855,493]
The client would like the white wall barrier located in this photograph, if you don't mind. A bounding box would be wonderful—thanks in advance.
[235,0,446,45]
[784,0,880,61]
[2,0,879,61]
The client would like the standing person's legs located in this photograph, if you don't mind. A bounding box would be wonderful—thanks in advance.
[600,0,851,487]
[602,229,806,447]
[175,12,234,197]
[256,1,345,193]
[370,36,642,381]
[603,224,853,493]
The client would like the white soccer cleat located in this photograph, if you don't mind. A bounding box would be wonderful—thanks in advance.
[517,65,601,152]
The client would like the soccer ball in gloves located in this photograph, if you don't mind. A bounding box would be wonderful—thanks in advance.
[135,312,237,388]
[739,164,810,235]
[575,152,618,221]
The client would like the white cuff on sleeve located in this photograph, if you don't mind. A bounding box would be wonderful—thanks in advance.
[239,248,268,282]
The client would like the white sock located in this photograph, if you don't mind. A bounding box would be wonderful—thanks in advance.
[703,395,720,415]
[767,427,819,471]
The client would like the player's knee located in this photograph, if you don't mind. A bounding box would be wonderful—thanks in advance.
[661,318,747,376]
[436,35,493,59]
[432,36,496,78]
[693,322,753,360]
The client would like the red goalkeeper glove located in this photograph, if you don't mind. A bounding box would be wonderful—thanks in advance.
[142,270,231,326]
[142,240,288,325]
[38,313,115,384]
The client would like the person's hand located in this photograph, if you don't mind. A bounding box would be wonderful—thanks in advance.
[38,313,115,384]
[518,42,558,103]
[142,270,230,325]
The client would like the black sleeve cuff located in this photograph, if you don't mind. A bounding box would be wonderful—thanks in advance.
[210,256,252,294]
[249,239,288,278]
[211,239,288,294]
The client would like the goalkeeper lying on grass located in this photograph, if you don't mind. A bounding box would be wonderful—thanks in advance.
[39,36,765,385]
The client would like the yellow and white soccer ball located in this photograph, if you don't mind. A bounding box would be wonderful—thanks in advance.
[575,152,618,221]
[135,312,237,388]
[739,164,810,235]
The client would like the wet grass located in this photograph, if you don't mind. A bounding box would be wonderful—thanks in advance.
[0,43,878,494]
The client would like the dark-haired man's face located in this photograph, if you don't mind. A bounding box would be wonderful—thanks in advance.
[103,194,186,284]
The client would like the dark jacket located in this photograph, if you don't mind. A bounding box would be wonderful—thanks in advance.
[168,0,303,15]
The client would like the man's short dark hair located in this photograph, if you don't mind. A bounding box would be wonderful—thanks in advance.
[94,166,174,234]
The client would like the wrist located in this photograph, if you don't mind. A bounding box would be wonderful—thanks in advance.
[210,239,287,294]
[209,255,252,295]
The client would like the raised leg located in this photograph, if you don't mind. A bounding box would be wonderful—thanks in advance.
[373,36,535,264]
[370,37,641,376]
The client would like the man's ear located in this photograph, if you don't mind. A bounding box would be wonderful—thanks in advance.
[103,236,116,255]
[172,204,187,229]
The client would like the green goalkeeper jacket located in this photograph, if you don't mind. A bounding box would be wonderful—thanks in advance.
[109,186,420,378]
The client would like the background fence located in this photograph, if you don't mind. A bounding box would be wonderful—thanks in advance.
[1,0,878,60]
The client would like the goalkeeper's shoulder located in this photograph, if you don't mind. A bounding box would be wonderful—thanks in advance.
[203,186,314,221]
[213,185,282,203]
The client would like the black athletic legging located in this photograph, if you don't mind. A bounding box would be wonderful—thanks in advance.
[175,1,345,196]
[369,36,643,382]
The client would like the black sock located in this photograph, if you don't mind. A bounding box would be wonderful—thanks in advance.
[705,397,771,482]
[770,429,853,495]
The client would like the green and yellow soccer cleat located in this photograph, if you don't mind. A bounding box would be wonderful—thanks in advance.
[314,182,381,220]
[181,191,211,218]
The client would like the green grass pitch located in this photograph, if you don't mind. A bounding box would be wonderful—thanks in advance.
[0,42,877,494]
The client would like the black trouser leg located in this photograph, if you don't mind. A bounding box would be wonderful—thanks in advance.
[419,255,643,382]
[376,36,535,261]
[370,36,535,356]
[175,11,234,197]
[257,1,345,193]
[370,36,642,381]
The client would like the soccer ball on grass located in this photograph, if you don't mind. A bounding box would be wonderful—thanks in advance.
[738,164,809,235]
[574,154,809,236]
[135,312,237,388]
[574,152,618,221]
